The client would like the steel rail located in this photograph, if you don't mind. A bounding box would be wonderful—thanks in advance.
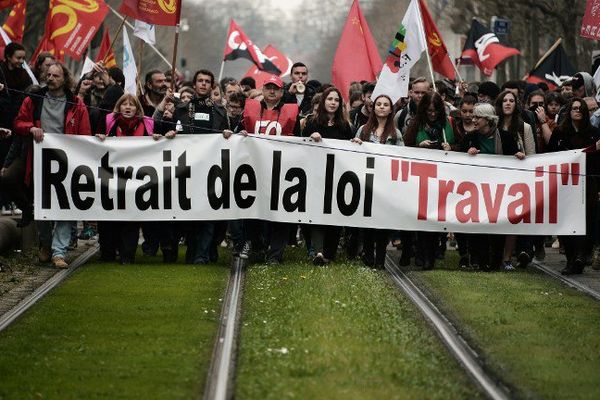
[203,257,246,400]
[384,254,511,400]
[0,244,99,332]
[530,260,600,301]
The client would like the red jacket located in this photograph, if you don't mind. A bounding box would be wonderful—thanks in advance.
[14,88,91,185]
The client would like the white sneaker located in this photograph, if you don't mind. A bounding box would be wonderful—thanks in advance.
[1,206,11,216]
[12,204,22,215]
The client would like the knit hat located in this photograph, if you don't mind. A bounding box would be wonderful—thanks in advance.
[477,81,501,100]
[473,102,498,124]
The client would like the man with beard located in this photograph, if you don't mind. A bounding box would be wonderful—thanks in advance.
[156,69,228,265]
[14,63,91,268]
[140,70,168,117]
[137,70,170,258]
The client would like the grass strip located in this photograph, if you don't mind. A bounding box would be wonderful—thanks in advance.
[0,251,228,399]
[236,249,483,399]
[405,251,600,400]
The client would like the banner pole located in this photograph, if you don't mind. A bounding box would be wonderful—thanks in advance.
[105,16,126,64]
[137,40,145,96]
[107,5,172,68]
[218,60,225,82]
[532,38,562,72]
[414,0,436,92]
[170,0,183,90]
[138,40,144,78]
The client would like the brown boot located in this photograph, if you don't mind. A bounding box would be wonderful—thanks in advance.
[39,247,51,263]
[52,257,69,269]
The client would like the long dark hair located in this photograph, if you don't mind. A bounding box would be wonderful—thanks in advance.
[495,90,524,137]
[404,92,446,146]
[313,87,349,128]
[359,94,397,144]
[559,97,592,135]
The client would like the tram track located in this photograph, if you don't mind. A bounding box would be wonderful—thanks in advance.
[530,260,600,301]
[384,253,511,400]
[203,257,246,400]
[0,243,99,332]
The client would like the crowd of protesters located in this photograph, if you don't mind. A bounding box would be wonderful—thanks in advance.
[1,41,600,276]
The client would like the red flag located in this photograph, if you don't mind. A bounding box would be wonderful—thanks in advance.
[581,0,600,40]
[95,28,116,68]
[332,0,382,102]
[418,0,455,80]
[30,12,64,64]
[0,0,25,57]
[461,19,520,76]
[243,45,292,88]
[46,0,109,60]
[119,0,181,26]
[0,0,17,10]
[2,0,25,42]
[223,19,281,74]
[30,34,64,64]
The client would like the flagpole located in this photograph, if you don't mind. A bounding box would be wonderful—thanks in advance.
[532,38,562,71]
[107,5,172,68]
[137,40,145,95]
[451,58,464,83]
[105,16,127,64]
[414,0,436,92]
[218,61,225,82]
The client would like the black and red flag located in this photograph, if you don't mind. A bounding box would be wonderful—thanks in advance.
[461,19,520,76]
[222,20,281,75]
[526,41,575,90]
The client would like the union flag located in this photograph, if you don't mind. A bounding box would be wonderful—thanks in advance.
[119,0,181,26]
[461,19,520,76]
[95,28,116,68]
[46,0,109,60]
[1,0,25,42]
[0,0,17,10]
[526,41,575,90]
[418,0,455,80]
[223,20,281,74]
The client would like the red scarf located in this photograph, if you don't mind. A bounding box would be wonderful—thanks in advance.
[115,114,144,136]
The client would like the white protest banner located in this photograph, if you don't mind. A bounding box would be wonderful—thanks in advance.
[34,134,586,235]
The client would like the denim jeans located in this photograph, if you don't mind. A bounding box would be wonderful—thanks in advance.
[52,221,75,259]
[185,222,214,264]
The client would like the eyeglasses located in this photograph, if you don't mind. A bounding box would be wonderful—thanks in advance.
[530,102,544,107]
[472,116,482,120]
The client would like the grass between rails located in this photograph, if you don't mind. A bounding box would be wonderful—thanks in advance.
[0,250,228,400]
[236,248,483,400]
[405,250,600,400]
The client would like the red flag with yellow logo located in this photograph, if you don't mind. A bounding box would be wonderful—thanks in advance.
[30,34,64,63]
[47,0,108,60]
[2,0,25,43]
[95,28,116,68]
[119,0,181,26]
[418,0,455,80]
[30,11,64,64]
[0,0,17,10]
